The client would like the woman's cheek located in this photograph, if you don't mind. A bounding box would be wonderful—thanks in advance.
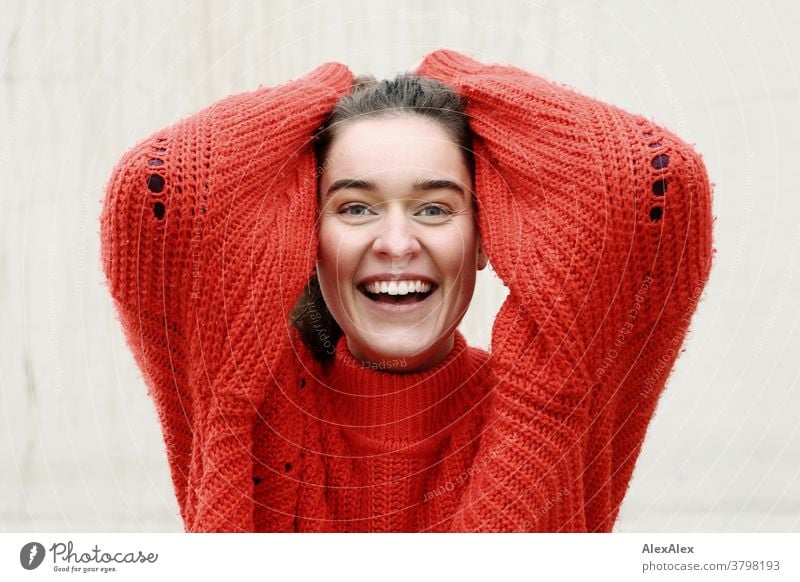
[318,220,343,266]
[321,223,360,287]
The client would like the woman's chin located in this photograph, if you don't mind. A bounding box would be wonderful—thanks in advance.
[346,331,451,373]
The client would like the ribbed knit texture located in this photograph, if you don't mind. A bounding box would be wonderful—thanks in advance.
[100,50,715,532]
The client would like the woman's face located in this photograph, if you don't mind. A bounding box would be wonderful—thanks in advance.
[317,115,487,372]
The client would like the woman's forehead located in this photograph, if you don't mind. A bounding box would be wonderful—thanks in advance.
[321,117,471,190]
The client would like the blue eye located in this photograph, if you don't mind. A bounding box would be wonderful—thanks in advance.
[417,204,452,217]
[339,203,374,217]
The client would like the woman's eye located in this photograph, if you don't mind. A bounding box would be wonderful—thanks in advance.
[417,204,452,218]
[339,203,374,217]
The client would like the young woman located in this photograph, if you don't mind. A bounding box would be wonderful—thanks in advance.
[100,49,714,532]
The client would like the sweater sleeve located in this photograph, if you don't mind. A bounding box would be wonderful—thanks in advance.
[100,63,352,530]
[418,50,715,531]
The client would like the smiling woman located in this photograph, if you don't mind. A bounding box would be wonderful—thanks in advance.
[291,75,487,369]
[100,50,713,532]
[299,87,488,372]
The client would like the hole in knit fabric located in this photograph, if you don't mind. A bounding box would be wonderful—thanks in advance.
[648,142,662,149]
[652,179,668,196]
[649,206,663,221]
[147,159,164,167]
[651,154,670,170]
[147,174,165,193]
[284,463,292,472]
[153,201,165,220]
[154,147,166,154]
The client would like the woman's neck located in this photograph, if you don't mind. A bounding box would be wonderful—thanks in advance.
[320,330,491,454]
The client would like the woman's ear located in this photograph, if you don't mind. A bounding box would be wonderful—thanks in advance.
[477,240,489,271]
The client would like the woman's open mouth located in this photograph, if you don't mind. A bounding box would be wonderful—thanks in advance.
[357,281,438,307]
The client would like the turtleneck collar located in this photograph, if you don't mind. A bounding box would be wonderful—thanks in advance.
[320,331,490,455]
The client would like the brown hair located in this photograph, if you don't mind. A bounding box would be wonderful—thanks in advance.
[290,73,475,362]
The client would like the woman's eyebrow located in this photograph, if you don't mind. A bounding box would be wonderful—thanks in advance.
[325,178,375,198]
[325,178,466,199]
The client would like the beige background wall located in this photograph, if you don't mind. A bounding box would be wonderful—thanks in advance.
[1,0,798,531]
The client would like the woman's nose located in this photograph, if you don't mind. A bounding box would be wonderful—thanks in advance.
[371,214,421,259]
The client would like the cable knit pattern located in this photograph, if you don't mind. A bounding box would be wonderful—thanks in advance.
[100,50,714,532]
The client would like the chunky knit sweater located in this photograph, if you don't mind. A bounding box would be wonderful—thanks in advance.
[100,50,714,532]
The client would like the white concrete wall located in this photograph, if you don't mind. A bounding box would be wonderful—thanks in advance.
[1,0,798,532]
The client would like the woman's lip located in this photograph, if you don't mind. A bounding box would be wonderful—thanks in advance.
[357,285,437,314]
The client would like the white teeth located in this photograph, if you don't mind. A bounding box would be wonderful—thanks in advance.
[364,280,433,295]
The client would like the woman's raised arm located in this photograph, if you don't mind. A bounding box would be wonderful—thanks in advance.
[100,62,352,530]
[419,50,714,531]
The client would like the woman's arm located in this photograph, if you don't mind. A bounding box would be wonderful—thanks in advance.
[100,63,352,529]
[418,50,714,531]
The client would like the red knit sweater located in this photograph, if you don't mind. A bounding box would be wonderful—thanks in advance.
[100,50,714,532]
